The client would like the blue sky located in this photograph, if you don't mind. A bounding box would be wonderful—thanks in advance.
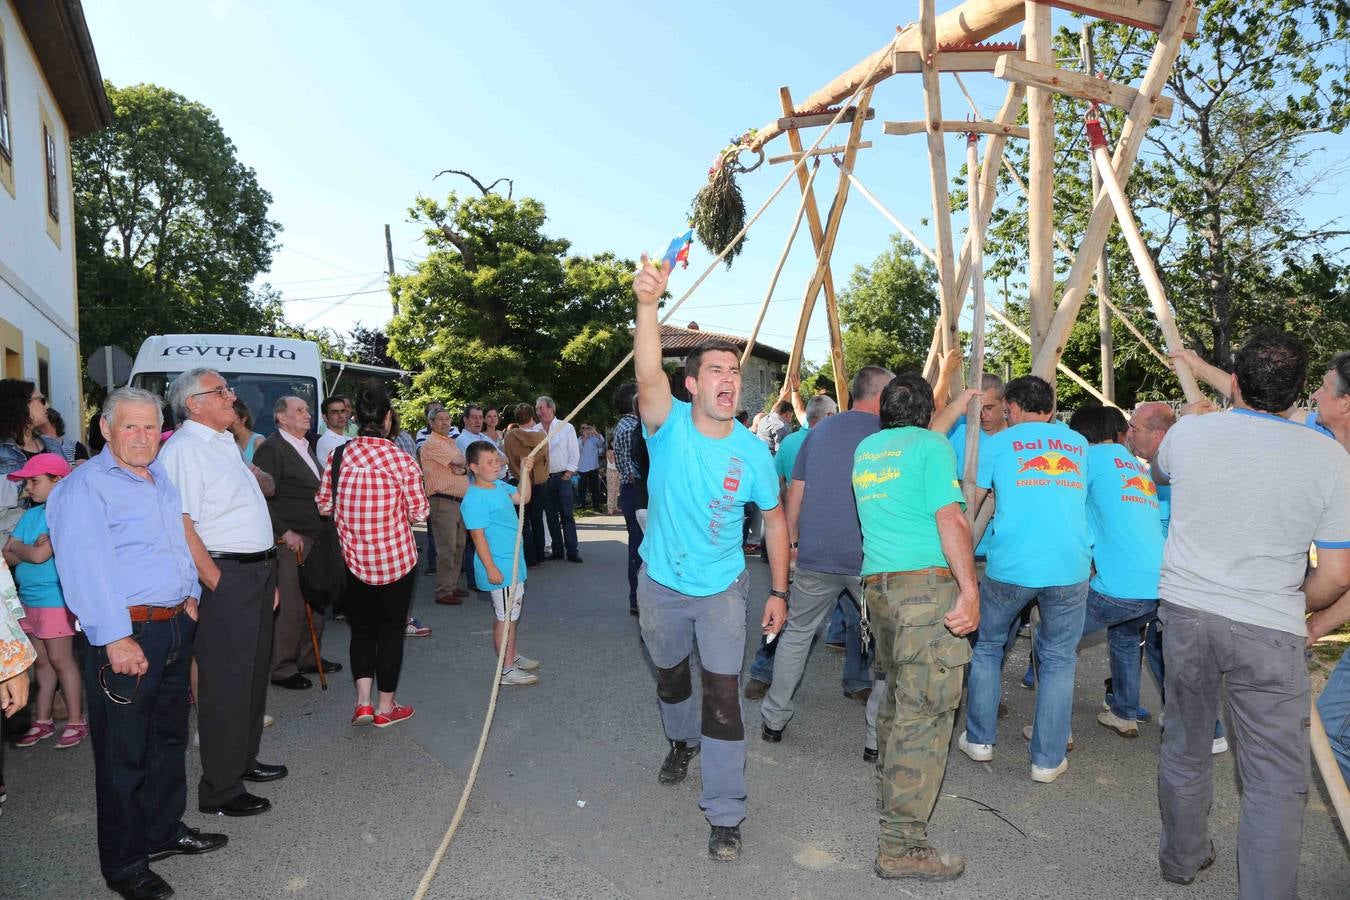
[82,1,1346,366]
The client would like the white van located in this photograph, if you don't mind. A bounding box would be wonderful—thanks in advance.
[129,334,407,436]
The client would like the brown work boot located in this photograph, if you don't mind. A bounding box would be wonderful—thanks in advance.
[742,678,769,700]
[875,846,966,881]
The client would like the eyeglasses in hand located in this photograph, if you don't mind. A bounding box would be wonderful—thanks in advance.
[98,664,141,705]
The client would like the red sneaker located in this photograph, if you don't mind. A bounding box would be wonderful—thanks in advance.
[372,704,414,728]
[351,704,375,726]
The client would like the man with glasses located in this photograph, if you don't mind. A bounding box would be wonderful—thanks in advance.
[49,387,227,900]
[159,368,286,820]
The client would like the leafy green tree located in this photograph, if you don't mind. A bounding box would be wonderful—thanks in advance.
[73,83,282,378]
[837,236,940,375]
[387,185,637,424]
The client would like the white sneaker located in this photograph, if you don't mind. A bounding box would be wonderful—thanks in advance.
[192,729,200,748]
[264,714,275,728]
[1096,710,1138,738]
[513,654,541,672]
[958,731,993,762]
[500,667,539,686]
[1031,758,1069,783]
[1212,736,1229,755]
[1022,724,1075,751]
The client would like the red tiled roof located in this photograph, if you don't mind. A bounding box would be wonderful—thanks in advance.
[653,323,790,363]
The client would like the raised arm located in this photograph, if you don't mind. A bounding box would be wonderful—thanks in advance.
[1170,349,1231,400]
[633,257,673,433]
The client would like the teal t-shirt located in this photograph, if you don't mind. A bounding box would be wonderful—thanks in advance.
[12,504,65,608]
[948,419,995,558]
[460,480,528,591]
[1085,444,1164,600]
[641,399,780,596]
[854,427,966,576]
[976,421,1091,587]
[775,426,808,482]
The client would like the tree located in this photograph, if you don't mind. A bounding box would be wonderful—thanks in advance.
[982,0,1350,402]
[386,185,637,424]
[73,83,282,374]
[837,236,940,375]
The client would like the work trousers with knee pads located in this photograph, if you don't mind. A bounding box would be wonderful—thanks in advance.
[638,567,749,827]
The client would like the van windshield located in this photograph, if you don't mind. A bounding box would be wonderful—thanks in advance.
[131,372,319,436]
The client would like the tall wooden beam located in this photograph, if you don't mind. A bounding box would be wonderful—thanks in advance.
[1083,24,1114,403]
[1034,0,1198,37]
[994,55,1175,119]
[782,85,873,408]
[884,119,1030,138]
[920,0,960,362]
[1032,0,1195,381]
[962,134,989,525]
[1025,1,1054,359]
[741,162,820,367]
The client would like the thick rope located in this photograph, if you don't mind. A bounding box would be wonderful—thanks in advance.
[411,35,900,899]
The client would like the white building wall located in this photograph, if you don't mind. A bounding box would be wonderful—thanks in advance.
[0,0,82,426]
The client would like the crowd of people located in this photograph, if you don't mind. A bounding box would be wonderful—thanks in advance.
[1,268,1349,897]
[627,255,1349,897]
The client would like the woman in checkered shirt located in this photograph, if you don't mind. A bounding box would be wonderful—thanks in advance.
[316,383,430,729]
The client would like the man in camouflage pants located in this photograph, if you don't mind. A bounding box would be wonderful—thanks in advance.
[851,373,980,880]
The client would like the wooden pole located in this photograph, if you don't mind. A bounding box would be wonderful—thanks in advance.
[385,224,398,315]
[962,134,988,524]
[1025,0,1054,359]
[920,0,960,363]
[1087,120,1203,403]
[838,162,936,263]
[1032,0,1195,380]
[989,302,1120,408]
[1312,701,1350,827]
[1082,24,1115,403]
[741,161,821,367]
[783,86,875,398]
[780,87,852,408]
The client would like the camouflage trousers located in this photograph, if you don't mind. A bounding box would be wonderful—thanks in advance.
[865,570,971,854]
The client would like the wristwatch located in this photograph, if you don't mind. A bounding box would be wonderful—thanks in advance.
[769,588,789,600]
[789,540,799,549]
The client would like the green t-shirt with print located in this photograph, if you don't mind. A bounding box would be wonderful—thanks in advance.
[852,426,965,576]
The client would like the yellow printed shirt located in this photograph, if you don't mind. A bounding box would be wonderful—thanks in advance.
[0,560,36,681]
[852,426,964,576]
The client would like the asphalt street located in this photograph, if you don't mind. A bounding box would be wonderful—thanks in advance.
[4,516,1348,898]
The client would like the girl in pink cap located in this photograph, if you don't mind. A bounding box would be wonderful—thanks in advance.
[1,453,85,749]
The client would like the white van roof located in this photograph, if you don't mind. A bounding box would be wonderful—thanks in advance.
[132,334,321,375]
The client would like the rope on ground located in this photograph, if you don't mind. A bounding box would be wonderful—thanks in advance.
[411,34,902,899]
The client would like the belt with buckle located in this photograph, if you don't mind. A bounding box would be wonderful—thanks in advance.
[127,601,187,623]
[862,566,953,586]
[431,493,463,502]
[208,547,278,563]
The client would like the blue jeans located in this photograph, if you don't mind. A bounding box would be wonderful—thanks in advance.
[1316,647,1350,788]
[747,591,872,693]
[638,568,749,826]
[1080,590,1157,720]
[542,474,579,558]
[618,482,644,605]
[967,575,1088,767]
[826,603,846,644]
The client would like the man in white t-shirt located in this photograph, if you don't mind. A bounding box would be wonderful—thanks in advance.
[537,396,581,563]
[315,395,351,465]
[1152,331,1350,897]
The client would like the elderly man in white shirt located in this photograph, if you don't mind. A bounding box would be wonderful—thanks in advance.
[536,395,582,563]
[159,368,287,819]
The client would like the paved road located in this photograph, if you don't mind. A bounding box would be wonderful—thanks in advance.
[6,516,1348,898]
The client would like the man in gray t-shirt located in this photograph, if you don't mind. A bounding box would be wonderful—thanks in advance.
[1152,331,1350,898]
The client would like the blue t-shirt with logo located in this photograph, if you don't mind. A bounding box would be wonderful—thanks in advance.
[460,480,528,591]
[976,421,1091,587]
[1084,444,1164,599]
[948,418,995,558]
[11,504,65,608]
[642,399,780,595]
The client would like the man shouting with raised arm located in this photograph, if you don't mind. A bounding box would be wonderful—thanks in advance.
[632,256,789,862]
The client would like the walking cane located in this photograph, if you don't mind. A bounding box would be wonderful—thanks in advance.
[293,542,327,691]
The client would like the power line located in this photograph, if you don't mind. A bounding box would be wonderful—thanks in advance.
[263,271,385,287]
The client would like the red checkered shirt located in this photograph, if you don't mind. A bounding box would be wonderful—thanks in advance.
[316,436,430,585]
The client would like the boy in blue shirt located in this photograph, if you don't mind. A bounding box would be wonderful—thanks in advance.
[461,441,540,686]
[960,376,1090,784]
[632,255,790,862]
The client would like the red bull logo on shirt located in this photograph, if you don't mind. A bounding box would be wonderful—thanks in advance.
[1016,451,1081,476]
[1120,474,1157,497]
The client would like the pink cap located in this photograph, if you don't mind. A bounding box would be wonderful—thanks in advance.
[6,452,72,481]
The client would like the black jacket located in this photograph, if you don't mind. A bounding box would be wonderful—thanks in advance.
[253,431,325,539]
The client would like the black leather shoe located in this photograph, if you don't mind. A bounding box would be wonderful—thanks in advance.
[148,828,228,861]
[566,555,583,563]
[761,723,784,743]
[107,869,174,899]
[242,762,288,783]
[658,740,700,785]
[708,824,742,861]
[270,673,312,690]
[548,552,565,561]
[300,658,343,674]
[199,792,271,817]
[862,746,879,763]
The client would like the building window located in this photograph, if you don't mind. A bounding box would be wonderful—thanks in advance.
[0,32,10,162]
[37,357,50,399]
[44,124,59,222]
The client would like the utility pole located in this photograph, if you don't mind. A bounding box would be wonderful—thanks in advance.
[384,224,399,316]
[1082,24,1115,402]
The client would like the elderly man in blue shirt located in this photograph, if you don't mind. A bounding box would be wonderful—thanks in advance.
[48,387,226,900]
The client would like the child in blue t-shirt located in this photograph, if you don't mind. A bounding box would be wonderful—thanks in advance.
[2,453,85,749]
[461,440,540,686]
